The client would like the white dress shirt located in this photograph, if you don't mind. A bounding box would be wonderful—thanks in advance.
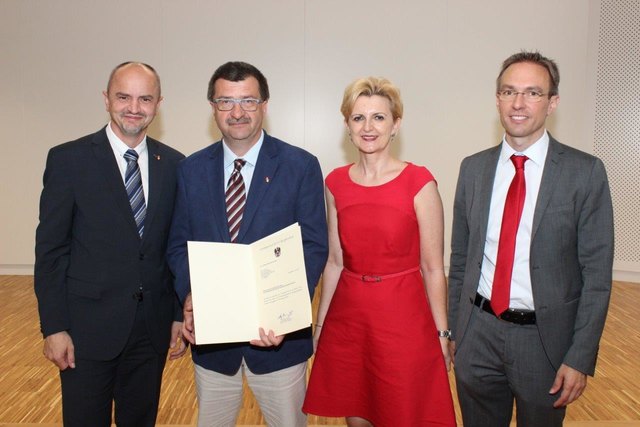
[477,131,550,310]
[106,122,149,201]
[222,130,264,194]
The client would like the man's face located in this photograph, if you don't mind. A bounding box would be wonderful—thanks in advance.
[496,62,559,150]
[210,77,267,149]
[103,65,162,148]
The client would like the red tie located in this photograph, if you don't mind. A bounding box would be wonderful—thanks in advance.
[491,154,528,316]
[226,159,246,243]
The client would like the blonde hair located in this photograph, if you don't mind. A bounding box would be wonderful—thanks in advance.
[340,77,403,121]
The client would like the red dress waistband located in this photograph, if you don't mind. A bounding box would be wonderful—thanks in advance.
[342,266,420,282]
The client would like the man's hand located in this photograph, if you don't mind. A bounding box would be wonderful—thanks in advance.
[169,321,188,360]
[43,331,75,370]
[249,327,284,348]
[549,363,588,407]
[182,293,196,345]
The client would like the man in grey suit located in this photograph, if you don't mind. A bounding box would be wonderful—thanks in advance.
[448,51,614,426]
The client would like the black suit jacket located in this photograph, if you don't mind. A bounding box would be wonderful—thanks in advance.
[35,127,184,360]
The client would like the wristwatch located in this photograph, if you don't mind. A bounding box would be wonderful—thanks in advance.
[437,329,452,340]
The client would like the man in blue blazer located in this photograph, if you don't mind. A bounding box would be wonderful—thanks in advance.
[167,61,328,426]
[35,62,186,427]
[448,52,614,426]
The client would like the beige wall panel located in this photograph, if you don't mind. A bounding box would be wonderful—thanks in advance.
[304,0,593,267]
[2,0,635,281]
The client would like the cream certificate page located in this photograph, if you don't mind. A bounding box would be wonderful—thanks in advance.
[187,223,311,345]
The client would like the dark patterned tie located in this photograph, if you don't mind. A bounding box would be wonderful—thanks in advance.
[491,154,528,316]
[226,159,247,243]
[124,149,146,237]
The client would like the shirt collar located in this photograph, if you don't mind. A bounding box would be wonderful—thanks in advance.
[499,130,549,167]
[106,122,148,156]
[222,130,264,169]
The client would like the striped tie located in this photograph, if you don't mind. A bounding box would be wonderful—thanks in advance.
[124,149,146,237]
[226,159,246,243]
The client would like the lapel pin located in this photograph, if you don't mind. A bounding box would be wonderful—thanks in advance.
[154,154,161,160]
[265,176,270,183]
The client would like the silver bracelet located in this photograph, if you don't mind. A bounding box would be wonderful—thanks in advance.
[437,329,451,339]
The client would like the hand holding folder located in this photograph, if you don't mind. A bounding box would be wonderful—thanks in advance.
[187,223,312,345]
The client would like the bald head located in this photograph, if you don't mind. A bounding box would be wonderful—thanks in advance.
[106,62,161,97]
[102,62,163,147]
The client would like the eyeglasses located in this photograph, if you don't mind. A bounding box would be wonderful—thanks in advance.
[497,90,549,102]
[211,98,263,112]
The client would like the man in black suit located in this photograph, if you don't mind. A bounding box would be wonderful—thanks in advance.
[34,62,187,427]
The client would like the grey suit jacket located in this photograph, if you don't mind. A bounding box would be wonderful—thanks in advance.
[448,135,614,376]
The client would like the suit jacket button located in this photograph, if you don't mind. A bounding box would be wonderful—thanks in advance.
[139,253,145,260]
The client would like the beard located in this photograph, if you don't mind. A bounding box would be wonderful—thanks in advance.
[118,113,149,136]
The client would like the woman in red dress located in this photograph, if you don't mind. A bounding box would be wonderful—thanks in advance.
[303,77,456,426]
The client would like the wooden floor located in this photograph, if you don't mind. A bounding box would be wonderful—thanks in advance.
[0,276,638,426]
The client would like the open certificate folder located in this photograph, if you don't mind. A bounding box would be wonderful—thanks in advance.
[187,223,312,345]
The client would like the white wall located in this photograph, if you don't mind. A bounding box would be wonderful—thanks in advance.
[1,0,636,281]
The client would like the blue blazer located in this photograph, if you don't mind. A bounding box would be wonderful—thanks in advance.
[167,132,328,375]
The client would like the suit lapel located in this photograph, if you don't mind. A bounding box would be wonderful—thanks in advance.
[91,128,140,238]
[531,137,563,240]
[144,139,164,242]
[476,146,501,240]
[206,142,230,241]
[237,134,279,242]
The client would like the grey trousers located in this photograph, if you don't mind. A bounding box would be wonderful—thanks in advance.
[454,304,567,427]
[194,360,307,427]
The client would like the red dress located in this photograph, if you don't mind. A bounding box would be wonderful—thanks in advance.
[303,163,456,426]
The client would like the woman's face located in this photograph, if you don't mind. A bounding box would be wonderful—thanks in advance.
[346,95,401,155]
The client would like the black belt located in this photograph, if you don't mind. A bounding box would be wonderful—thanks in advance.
[474,293,536,325]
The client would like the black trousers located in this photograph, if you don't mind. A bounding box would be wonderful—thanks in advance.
[60,303,167,427]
